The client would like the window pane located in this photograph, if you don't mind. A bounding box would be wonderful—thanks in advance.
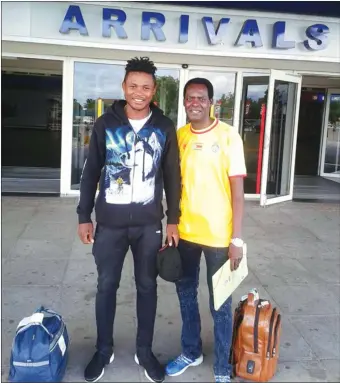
[266,81,297,198]
[154,69,180,126]
[188,71,236,125]
[323,94,340,174]
[240,74,270,194]
[71,62,125,190]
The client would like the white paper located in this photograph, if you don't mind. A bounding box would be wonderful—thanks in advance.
[212,246,248,311]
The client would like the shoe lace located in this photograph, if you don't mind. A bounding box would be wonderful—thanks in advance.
[174,354,193,365]
[215,375,231,383]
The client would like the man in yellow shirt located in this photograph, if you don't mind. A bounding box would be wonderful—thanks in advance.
[165,78,247,383]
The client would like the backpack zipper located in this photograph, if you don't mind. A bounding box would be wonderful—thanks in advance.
[272,314,281,357]
[28,326,37,362]
[253,303,261,353]
[266,308,276,359]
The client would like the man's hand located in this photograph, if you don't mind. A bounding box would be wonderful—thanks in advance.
[78,223,94,244]
[229,243,243,271]
[166,224,179,247]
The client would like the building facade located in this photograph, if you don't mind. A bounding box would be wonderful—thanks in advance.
[2,1,340,205]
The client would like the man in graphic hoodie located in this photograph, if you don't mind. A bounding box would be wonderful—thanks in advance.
[77,57,181,383]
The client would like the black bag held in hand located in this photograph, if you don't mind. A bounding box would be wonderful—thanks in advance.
[157,243,183,283]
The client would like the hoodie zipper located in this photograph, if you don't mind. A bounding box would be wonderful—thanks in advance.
[130,133,137,205]
[28,326,37,362]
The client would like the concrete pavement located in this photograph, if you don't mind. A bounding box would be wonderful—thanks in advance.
[1,196,339,382]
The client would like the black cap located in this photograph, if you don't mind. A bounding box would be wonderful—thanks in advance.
[157,244,183,283]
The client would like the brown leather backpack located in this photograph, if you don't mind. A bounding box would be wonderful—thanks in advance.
[229,289,282,382]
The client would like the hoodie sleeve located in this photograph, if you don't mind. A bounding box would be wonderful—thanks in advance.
[76,118,106,224]
[162,121,181,225]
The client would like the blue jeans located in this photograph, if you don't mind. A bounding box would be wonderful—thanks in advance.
[175,239,233,377]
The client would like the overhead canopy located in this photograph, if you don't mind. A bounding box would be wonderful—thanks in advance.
[152,2,340,18]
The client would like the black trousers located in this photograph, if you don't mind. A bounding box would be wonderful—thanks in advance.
[92,223,162,362]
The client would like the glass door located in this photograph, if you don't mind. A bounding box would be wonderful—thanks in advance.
[260,70,302,206]
[320,90,340,178]
[239,74,269,195]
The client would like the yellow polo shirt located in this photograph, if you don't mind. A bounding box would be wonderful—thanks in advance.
[177,118,247,248]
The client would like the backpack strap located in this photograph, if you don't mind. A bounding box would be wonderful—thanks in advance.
[229,300,246,377]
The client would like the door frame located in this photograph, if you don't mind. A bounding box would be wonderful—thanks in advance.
[260,69,302,206]
[319,88,340,179]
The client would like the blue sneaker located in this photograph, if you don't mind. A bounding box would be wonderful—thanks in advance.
[215,375,231,383]
[166,354,203,376]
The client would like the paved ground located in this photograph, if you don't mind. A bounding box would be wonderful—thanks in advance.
[1,197,340,382]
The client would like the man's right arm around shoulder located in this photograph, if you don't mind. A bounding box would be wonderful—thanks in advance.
[76,119,106,244]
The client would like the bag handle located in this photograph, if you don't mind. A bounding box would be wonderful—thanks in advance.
[36,306,62,321]
[16,313,53,338]
[16,307,62,336]
[247,288,259,306]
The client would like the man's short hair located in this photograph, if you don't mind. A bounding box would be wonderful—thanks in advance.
[183,78,214,100]
[124,57,157,82]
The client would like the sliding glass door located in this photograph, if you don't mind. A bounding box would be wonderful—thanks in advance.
[320,90,340,178]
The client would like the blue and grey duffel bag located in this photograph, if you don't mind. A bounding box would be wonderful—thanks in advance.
[8,306,69,382]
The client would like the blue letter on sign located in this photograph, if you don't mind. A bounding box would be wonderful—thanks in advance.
[304,24,329,50]
[235,19,263,47]
[102,8,127,38]
[59,5,88,36]
[179,15,189,43]
[141,12,166,41]
[272,21,295,49]
[202,17,230,45]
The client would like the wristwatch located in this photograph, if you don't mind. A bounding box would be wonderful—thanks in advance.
[231,237,244,247]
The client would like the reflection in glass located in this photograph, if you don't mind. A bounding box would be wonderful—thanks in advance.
[71,63,180,190]
[188,71,236,125]
[323,94,340,175]
[71,62,125,190]
[154,69,179,126]
[240,74,269,194]
[266,80,297,197]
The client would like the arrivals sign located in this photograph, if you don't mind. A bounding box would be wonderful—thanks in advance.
[59,5,330,51]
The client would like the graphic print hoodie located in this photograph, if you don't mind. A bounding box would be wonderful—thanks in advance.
[77,100,181,228]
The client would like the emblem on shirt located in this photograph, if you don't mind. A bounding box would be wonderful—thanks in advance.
[211,143,220,153]
[115,177,125,194]
[193,142,203,150]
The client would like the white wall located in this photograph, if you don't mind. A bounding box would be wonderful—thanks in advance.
[2,1,340,64]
